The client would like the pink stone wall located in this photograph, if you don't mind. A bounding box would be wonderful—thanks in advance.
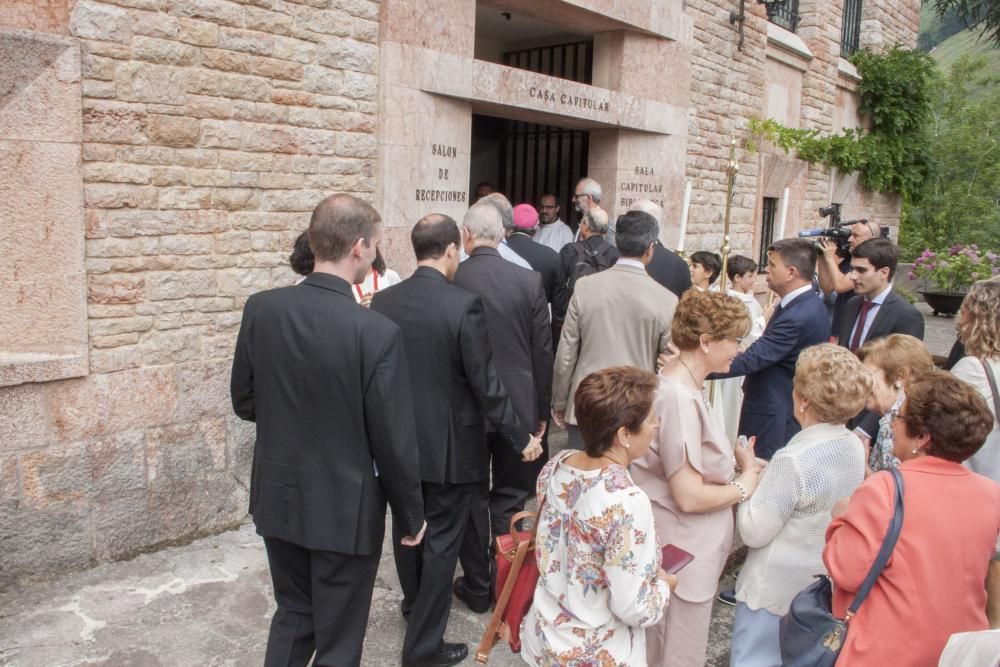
[1,0,380,585]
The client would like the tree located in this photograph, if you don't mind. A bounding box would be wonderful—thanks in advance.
[899,56,1000,257]
[934,0,1000,47]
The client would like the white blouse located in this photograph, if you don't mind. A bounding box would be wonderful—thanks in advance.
[954,356,1000,484]
[352,268,401,303]
[521,450,670,665]
[735,423,866,615]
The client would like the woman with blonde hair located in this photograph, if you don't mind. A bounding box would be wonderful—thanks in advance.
[730,344,872,665]
[632,289,759,667]
[953,277,1000,481]
[857,334,934,472]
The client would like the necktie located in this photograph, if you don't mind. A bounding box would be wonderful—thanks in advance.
[850,300,876,352]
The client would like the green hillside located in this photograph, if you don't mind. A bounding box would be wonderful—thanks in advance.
[929,27,1000,73]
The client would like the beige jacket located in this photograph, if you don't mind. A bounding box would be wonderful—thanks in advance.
[552,263,677,425]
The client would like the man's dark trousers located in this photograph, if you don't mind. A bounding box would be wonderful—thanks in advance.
[263,538,381,667]
[394,481,477,658]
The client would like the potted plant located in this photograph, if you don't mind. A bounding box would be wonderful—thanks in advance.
[909,245,1000,316]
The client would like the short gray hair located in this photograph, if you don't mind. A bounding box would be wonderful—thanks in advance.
[629,199,663,227]
[481,192,515,231]
[462,203,504,244]
[577,178,602,204]
[583,207,609,234]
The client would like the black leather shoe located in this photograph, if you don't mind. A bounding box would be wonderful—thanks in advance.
[717,589,737,606]
[402,642,469,667]
[453,576,491,613]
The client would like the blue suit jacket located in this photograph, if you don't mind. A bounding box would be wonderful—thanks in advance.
[712,288,831,459]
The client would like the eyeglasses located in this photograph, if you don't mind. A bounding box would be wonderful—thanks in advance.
[890,407,907,421]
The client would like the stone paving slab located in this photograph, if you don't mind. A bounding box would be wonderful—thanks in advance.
[0,520,735,667]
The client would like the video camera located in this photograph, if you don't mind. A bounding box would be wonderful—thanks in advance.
[797,204,870,258]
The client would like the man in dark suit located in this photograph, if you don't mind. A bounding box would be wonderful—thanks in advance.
[506,203,562,304]
[629,199,692,299]
[837,237,925,442]
[371,213,542,667]
[838,238,924,351]
[230,194,426,667]
[451,202,553,613]
[711,238,831,460]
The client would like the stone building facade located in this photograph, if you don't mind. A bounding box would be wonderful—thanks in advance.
[1,0,918,584]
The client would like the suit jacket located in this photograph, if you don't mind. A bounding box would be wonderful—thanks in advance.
[713,287,831,459]
[371,266,529,485]
[506,231,561,304]
[552,263,678,425]
[837,289,925,348]
[230,272,424,555]
[453,246,553,430]
[646,241,692,299]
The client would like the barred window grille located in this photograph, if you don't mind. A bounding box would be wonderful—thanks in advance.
[841,0,863,57]
[502,41,593,85]
[765,0,801,33]
[759,197,778,267]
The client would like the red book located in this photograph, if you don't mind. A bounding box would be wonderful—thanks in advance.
[661,544,694,574]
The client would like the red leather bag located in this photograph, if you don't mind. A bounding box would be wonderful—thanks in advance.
[474,505,543,663]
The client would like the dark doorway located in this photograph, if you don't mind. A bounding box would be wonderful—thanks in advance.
[471,114,589,230]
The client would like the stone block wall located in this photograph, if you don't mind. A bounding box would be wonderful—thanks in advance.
[1,0,380,585]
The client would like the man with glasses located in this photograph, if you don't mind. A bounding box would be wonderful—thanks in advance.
[573,177,612,244]
[533,193,574,253]
[551,210,677,449]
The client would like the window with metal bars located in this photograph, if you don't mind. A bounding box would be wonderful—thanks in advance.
[765,0,801,33]
[759,197,778,267]
[502,41,593,85]
[841,0,863,56]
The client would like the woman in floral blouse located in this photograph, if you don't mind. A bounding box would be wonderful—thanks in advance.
[521,367,675,666]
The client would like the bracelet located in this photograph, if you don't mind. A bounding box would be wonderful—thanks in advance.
[729,480,748,504]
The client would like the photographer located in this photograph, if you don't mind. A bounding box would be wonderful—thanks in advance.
[815,216,881,340]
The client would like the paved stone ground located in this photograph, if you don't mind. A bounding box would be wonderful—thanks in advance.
[0,309,951,667]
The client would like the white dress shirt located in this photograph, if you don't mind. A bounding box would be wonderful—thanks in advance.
[498,239,532,269]
[779,283,814,309]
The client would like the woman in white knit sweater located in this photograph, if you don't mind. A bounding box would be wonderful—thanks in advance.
[729,344,873,666]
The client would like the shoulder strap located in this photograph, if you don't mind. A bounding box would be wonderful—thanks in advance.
[845,467,905,620]
[474,488,548,664]
[981,359,1000,421]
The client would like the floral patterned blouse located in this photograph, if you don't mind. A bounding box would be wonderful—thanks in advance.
[521,450,670,666]
[870,393,903,472]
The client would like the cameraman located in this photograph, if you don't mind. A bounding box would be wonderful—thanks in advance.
[816,220,881,339]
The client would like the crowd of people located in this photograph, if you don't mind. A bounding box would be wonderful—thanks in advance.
[232,181,1000,667]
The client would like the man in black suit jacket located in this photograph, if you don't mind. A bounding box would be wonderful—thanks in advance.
[838,237,925,441]
[371,214,541,667]
[451,202,553,612]
[505,203,562,304]
[838,238,925,351]
[230,194,426,667]
[628,199,692,299]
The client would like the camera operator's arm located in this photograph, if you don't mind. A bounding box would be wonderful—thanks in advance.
[816,239,854,294]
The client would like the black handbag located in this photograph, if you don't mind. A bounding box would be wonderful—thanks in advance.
[779,467,904,667]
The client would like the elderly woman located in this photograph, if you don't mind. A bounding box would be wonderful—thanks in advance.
[824,371,1000,665]
[953,278,1000,481]
[856,334,934,472]
[730,344,872,665]
[522,367,673,665]
[632,289,759,667]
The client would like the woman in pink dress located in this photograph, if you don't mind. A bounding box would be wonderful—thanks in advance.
[824,371,1000,665]
[633,290,761,667]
